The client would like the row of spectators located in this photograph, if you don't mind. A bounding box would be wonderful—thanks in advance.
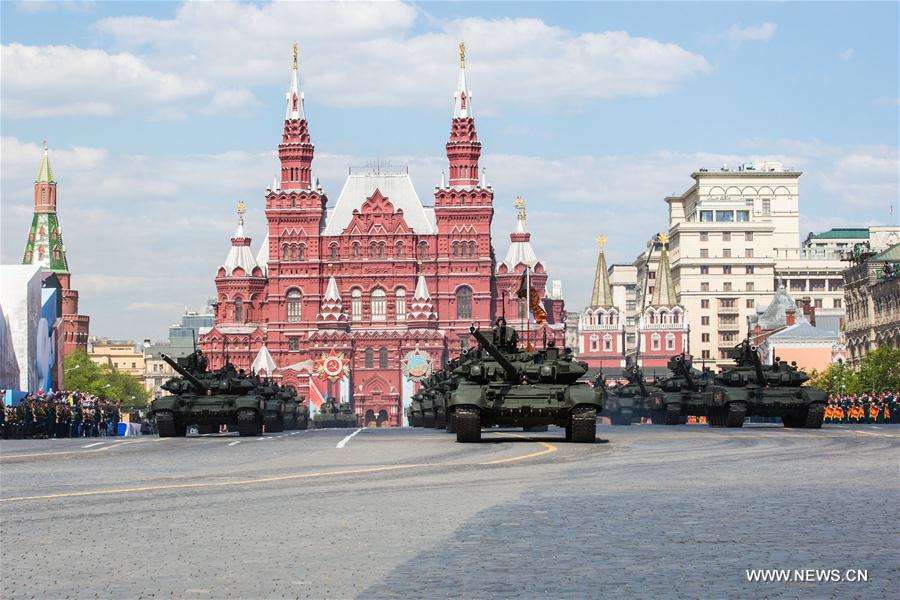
[0,390,122,439]
[824,392,898,423]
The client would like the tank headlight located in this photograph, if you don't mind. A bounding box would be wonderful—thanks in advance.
[540,365,552,377]
[470,365,482,376]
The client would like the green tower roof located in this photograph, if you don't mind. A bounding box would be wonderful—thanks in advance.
[36,140,54,183]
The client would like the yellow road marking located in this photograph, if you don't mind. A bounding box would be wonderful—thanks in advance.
[479,433,558,465]
[0,463,430,503]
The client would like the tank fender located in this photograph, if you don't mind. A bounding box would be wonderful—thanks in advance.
[447,383,486,412]
[150,396,177,414]
[799,387,827,404]
[706,386,748,407]
[234,396,261,413]
[565,383,602,409]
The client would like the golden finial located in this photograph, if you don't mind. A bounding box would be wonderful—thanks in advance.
[236,200,246,225]
[43,139,48,151]
[596,235,607,250]
[292,43,298,69]
[459,41,465,68]
[514,195,526,224]
[658,232,669,245]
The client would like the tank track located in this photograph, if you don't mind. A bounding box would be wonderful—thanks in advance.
[446,413,457,434]
[156,411,177,437]
[264,414,284,433]
[570,408,597,443]
[455,409,481,443]
[238,410,261,437]
[725,402,746,428]
[665,404,682,425]
[804,403,825,429]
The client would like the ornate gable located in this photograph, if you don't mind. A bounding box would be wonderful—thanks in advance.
[341,189,413,236]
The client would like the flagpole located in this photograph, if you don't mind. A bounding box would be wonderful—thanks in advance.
[526,265,531,349]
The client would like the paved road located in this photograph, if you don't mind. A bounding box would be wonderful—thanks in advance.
[1,424,898,599]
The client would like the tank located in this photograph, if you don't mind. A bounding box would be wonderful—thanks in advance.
[703,341,827,428]
[150,352,285,437]
[278,387,309,431]
[447,323,603,443]
[408,393,425,427]
[313,398,358,429]
[647,354,709,425]
[603,365,657,426]
[419,375,438,428]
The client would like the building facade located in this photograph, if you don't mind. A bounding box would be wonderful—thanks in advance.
[144,304,216,396]
[88,337,145,378]
[200,46,565,426]
[635,234,689,370]
[576,238,625,371]
[20,141,90,358]
[842,244,900,367]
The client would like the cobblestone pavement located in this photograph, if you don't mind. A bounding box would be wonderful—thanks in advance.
[1,424,897,599]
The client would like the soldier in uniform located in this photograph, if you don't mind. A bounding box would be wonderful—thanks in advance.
[491,317,519,352]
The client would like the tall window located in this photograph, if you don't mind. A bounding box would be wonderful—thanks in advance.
[351,289,362,321]
[371,288,386,321]
[379,347,388,368]
[395,289,406,321]
[722,232,731,242]
[456,286,473,319]
[396,242,404,258]
[603,334,613,352]
[298,244,306,260]
[286,289,302,322]
[288,338,299,351]
[330,244,338,260]
[418,241,428,258]
[452,241,459,257]
[762,199,771,214]
[282,245,289,260]
[352,242,360,258]
[590,334,599,352]
[651,334,661,351]
[723,248,732,258]
[364,348,373,368]
[234,298,243,322]
[666,334,676,351]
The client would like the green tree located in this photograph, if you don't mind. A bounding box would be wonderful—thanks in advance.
[857,346,900,393]
[64,350,149,407]
[806,362,859,395]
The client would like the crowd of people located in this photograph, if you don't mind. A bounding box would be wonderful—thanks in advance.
[0,390,122,439]
[824,392,899,423]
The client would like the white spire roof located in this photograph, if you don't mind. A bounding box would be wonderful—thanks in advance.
[251,345,277,375]
[324,276,341,301]
[453,44,473,119]
[413,275,431,300]
[500,210,539,271]
[221,222,259,276]
[323,171,436,235]
[285,45,306,121]
[255,232,269,275]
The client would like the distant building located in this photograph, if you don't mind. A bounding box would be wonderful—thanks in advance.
[143,304,216,396]
[576,238,625,371]
[635,234,689,370]
[842,243,900,367]
[88,338,145,379]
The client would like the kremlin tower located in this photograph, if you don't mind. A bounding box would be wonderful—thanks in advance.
[21,141,90,358]
[635,233,689,369]
[576,236,625,370]
[200,44,565,426]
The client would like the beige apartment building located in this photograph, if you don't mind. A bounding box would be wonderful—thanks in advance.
[88,337,145,378]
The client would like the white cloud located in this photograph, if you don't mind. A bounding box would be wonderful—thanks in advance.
[873,96,900,107]
[839,48,855,61]
[710,22,777,48]
[0,43,208,117]
[3,3,711,118]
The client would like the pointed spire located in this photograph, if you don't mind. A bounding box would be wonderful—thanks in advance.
[37,139,54,183]
[453,41,473,119]
[324,275,341,301]
[407,276,437,327]
[651,233,678,306]
[317,276,348,328]
[251,345,278,375]
[413,275,431,300]
[221,202,258,276]
[446,41,481,188]
[590,235,613,307]
[500,196,539,270]
[285,42,306,121]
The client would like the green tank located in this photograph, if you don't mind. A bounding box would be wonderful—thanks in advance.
[419,375,439,428]
[648,353,709,425]
[408,393,425,427]
[313,398,358,429]
[603,365,658,426]
[150,352,285,437]
[703,340,827,428]
[448,322,603,443]
[278,387,309,430]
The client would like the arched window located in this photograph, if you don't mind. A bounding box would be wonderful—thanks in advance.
[289,245,296,261]
[418,242,428,258]
[351,289,362,321]
[651,334,661,352]
[666,333,676,351]
[590,334,599,352]
[364,348,373,368]
[395,289,406,321]
[377,243,385,258]
[286,289,302,322]
[603,334,613,352]
[372,288,386,321]
[396,242,404,257]
[330,243,338,260]
[456,286,473,319]
[352,242,360,258]
[379,347,388,368]
[298,244,306,260]
[452,241,459,257]
[370,243,378,258]
[469,241,476,257]
[282,245,289,261]
[234,297,243,322]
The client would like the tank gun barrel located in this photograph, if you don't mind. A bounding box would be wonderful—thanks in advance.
[161,353,209,394]
[673,354,696,390]
[749,343,766,386]
[469,326,519,381]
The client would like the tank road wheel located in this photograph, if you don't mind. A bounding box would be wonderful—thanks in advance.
[156,412,177,437]
[570,408,597,443]
[804,404,826,429]
[238,410,261,437]
[264,413,284,433]
[725,403,746,428]
[665,404,682,425]
[455,409,481,443]
[446,412,458,434]
[651,410,666,425]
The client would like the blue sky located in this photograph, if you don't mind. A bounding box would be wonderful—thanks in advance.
[2,1,898,341]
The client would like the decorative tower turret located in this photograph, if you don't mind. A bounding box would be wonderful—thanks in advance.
[316,276,349,329]
[406,276,438,329]
[577,235,625,369]
[446,42,481,188]
[280,43,315,191]
[637,233,689,369]
[215,202,266,327]
[22,140,90,361]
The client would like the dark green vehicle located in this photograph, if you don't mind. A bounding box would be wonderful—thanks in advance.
[704,341,827,428]
[419,375,439,428]
[648,354,709,425]
[448,323,603,443]
[279,388,309,430]
[151,352,285,437]
[603,365,658,426]
[408,393,425,427]
[313,398,358,429]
